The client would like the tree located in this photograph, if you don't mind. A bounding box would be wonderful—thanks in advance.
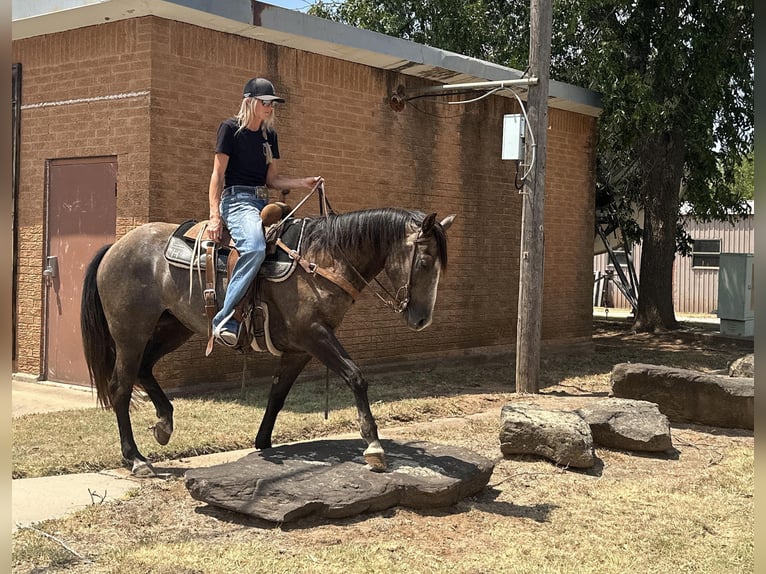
[309,1,527,65]
[311,0,754,332]
[557,0,753,331]
[730,152,754,200]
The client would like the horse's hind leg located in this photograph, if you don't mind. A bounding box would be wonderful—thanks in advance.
[140,313,194,446]
[254,351,312,450]
[109,351,147,469]
[107,312,179,473]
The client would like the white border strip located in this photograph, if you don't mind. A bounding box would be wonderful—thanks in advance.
[21,90,150,110]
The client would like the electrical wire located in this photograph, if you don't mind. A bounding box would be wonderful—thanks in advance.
[501,86,537,183]
[430,84,537,181]
[446,86,505,105]
[406,98,467,119]
[398,83,538,184]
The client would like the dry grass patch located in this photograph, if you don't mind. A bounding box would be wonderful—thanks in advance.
[13,416,752,574]
[12,324,753,573]
[13,325,742,479]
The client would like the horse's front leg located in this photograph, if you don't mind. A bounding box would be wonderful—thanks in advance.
[255,351,312,450]
[301,324,386,471]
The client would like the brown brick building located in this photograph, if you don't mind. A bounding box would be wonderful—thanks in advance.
[12,0,601,392]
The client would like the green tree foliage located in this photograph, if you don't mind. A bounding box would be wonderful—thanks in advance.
[730,152,754,200]
[562,1,753,330]
[310,0,529,67]
[311,0,753,331]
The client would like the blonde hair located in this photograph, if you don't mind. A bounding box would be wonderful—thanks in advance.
[235,97,275,134]
[234,97,276,163]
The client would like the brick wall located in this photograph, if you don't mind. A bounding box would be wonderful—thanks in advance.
[543,109,598,344]
[13,17,597,390]
[12,19,153,375]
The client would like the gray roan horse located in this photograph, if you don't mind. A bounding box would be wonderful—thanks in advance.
[81,208,455,473]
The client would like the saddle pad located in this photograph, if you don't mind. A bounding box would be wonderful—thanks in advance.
[261,218,308,282]
[164,220,230,273]
[163,218,308,281]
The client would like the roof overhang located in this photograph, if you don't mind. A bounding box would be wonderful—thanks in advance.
[12,0,602,117]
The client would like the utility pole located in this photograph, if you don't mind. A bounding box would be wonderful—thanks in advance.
[515,0,552,393]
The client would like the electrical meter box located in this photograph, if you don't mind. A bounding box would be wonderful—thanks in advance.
[717,253,754,337]
[501,114,524,160]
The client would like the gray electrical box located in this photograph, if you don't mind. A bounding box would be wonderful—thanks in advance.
[501,114,524,160]
[717,253,754,337]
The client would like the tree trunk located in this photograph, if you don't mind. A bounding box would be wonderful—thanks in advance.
[633,131,685,332]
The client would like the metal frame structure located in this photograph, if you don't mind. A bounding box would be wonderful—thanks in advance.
[594,206,639,313]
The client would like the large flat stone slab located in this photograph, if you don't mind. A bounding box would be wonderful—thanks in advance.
[611,363,754,430]
[184,439,494,523]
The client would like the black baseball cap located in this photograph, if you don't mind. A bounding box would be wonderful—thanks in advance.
[243,78,285,103]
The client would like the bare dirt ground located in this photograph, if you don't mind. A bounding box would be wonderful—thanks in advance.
[13,324,754,573]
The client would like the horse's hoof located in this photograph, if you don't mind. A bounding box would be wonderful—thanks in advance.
[131,458,159,478]
[151,422,173,446]
[254,438,272,450]
[364,449,387,472]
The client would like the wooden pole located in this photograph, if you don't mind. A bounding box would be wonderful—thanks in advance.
[515,0,552,393]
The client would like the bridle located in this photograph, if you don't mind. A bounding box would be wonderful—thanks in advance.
[342,228,424,314]
[276,182,427,314]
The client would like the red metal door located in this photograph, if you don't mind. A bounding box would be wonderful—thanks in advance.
[45,157,117,385]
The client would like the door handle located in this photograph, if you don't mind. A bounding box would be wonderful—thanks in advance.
[43,255,58,284]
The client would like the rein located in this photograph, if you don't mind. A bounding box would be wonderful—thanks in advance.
[271,181,364,301]
[279,182,420,314]
[266,179,332,241]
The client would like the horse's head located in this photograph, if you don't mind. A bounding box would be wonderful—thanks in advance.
[386,212,455,331]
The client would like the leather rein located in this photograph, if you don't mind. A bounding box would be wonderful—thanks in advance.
[277,182,419,313]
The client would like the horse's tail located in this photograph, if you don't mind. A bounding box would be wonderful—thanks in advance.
[80,244,115,409]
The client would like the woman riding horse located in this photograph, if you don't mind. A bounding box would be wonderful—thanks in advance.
[207,77,320,347]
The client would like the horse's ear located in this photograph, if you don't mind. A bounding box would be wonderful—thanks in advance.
[421,213,437,234]
[439,214,456,232]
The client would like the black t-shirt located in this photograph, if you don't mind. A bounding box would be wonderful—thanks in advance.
[215,118,281,188]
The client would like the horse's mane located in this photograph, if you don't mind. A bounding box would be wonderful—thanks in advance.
[302,207,448,269]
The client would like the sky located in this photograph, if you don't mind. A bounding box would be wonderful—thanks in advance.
[264,0,316,12]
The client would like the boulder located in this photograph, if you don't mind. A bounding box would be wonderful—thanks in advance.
[729,354,754,378]
[499,403,595,468]
[611,363,753,430]
[185,439,494,523]
[576,398,673,452]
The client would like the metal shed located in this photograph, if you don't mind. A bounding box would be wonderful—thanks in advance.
[594,202,755,315]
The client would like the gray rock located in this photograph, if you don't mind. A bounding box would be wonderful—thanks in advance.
[576,398,673,452]
[184,439,494,523]
[729,354,754,378]
[611,363,754,430]
[499,403,595,468]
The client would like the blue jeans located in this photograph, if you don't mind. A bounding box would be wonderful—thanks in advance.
[213,188,267,330]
